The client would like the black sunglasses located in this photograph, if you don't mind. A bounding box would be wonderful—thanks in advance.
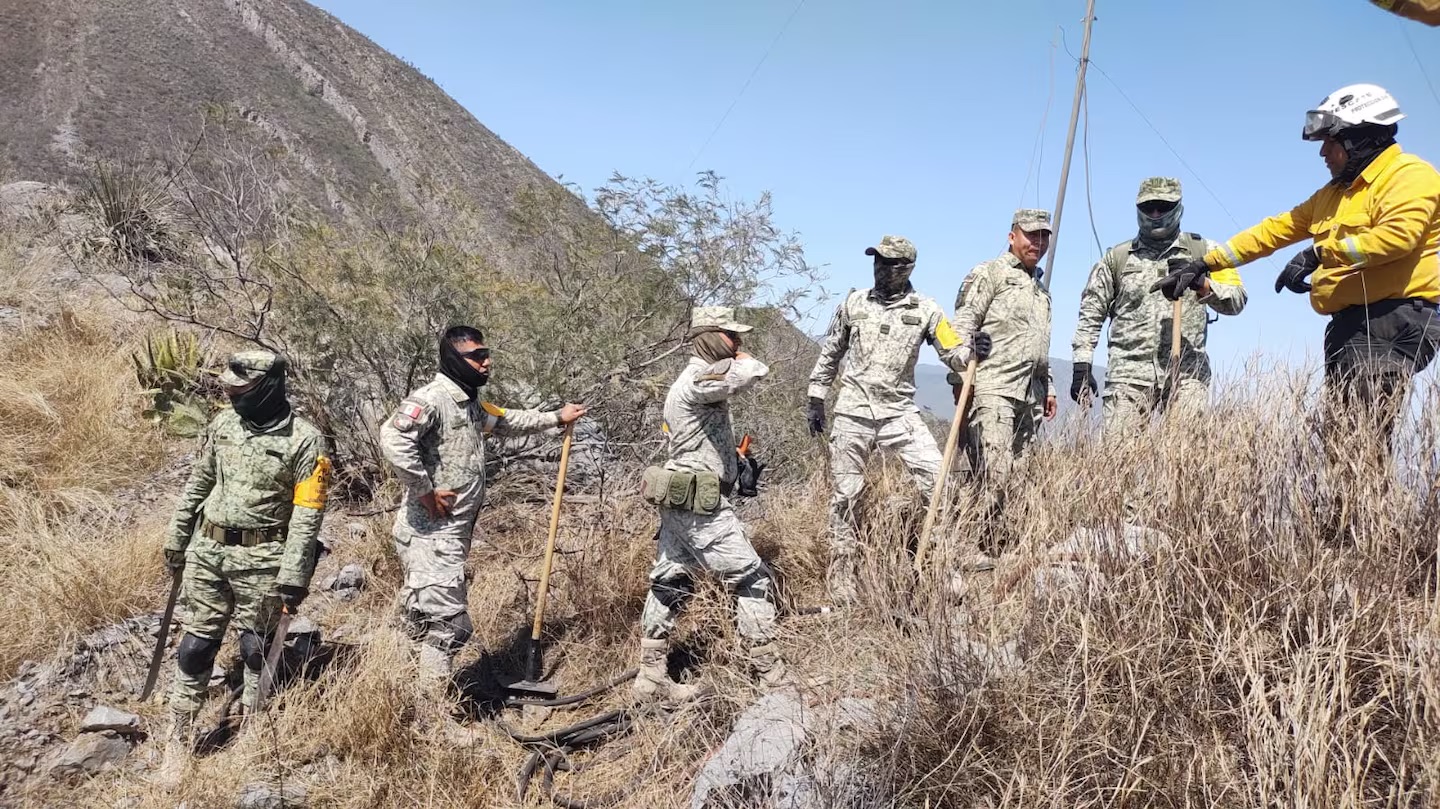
[457,347,491,362]
[1139,201,1178,216]
[875,255,913,267]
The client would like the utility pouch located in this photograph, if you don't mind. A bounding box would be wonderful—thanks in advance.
[692,471,722,516]
[666,471,696,510]
[641,466,673,507]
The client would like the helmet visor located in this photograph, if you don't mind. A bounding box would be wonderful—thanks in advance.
[1303,110,1340,141]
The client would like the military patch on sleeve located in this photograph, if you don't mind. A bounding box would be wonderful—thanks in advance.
[401,403,423,420]
[392,400,426,432]
[934,317,962,350]
[293,455,332,509]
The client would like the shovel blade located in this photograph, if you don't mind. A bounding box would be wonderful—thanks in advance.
[505,678,560,698]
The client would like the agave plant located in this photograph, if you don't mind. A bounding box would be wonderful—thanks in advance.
[132,329,210,437]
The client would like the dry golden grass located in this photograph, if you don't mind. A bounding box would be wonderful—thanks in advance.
[0,310,172,675]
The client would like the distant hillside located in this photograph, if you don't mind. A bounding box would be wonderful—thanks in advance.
[0,0,591,252]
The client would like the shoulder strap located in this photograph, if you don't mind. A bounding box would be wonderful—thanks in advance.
[1105,243,1131,291]
[1180,232,1205,260]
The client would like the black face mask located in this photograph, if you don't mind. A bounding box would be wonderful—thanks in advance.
[873,261,915,302]
[229,370,290,430]
[439,340,489,399]
[1333,125,1397,186]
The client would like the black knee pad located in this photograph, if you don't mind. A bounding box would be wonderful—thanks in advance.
[733,566,772,602]
[430,611,473,653]
[650,574,695,612]
[238,630,270,672]
[176,633,222,677]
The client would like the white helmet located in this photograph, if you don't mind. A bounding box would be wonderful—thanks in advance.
[1302,83,1405,141]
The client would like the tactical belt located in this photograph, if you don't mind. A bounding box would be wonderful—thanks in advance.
[203,522,282,547]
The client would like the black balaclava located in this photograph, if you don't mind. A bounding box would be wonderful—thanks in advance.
[1333,124,1398,186]
[230,364,290,430]
[691,329,737,364]
[1137,202,1184,248]
[439,333,489,400]
[873,260,915,303]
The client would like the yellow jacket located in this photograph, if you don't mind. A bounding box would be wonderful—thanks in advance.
[1371,0,1440,25]
[1204,145,1440,315]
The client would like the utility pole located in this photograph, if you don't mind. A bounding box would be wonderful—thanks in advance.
[1041,0,1097,291]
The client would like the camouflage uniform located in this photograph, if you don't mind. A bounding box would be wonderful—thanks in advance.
[809,236,971,580]
[949,209,1056,483]
[165,353,330,715]
[1072,178,1247,432]
[640,354,776,642]
[380,374,561,660]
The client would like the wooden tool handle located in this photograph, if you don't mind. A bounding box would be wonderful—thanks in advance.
[914,355,978,573]
[531,423,575,642]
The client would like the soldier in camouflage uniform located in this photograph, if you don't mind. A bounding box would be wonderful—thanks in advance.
[1071,178,1247,431]
[380,326,586,712]
[949,209,1058,565]
[159,351,330,782]
[634,306,783,701]
[808,235,974,603]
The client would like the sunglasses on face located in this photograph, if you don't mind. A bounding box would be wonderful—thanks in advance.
[876,256,913,267]
[458,347,491,362]
[1139,201,1178,216]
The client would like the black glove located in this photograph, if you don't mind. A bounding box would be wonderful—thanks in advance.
[972,331,993,361]
[164,548,186,572]
[1070,362,1099,403]
[276,584,308,610]
[1274,247,1319,294]
[1151,257,1210,301]
[806,397,826,436]
[737,454,765,497]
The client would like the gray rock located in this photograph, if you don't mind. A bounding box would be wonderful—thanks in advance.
[81,623,132,651]
[334,564,365,591]
[691,691,809,809]
[80,706,141,736]
[286,617,320,638]
[47,731,131,777]
[13,755,37,773]
[237,782,308,809]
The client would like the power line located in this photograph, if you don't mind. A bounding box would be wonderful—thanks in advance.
[1018,29,1060,209]
[1398,21,1440,111]
[685,0,807,171]
[1087,60,1244,232]
[1081,83,1105,256]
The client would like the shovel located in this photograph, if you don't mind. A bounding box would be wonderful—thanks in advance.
[913,355,978,573]
[507,422,575,698]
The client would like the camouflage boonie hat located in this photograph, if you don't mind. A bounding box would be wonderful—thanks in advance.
[864,235,917,262]
[1012,209,1052,233]
[219,350,285,388]
[689,305,753,335]
[1137,177,1182,204]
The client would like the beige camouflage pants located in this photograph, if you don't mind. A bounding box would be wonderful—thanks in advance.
[964,394,1040,483]
[827,412,942,557]
[640,500,776,643]
[392,529,473,652]
[1102,379,1208,434]
[170,536,283,714]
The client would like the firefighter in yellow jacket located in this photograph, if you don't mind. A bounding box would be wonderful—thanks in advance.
[1152,84,1440,533]
[1154,84,1440,438]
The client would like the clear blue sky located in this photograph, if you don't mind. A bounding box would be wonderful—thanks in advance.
[311,0,1440,376]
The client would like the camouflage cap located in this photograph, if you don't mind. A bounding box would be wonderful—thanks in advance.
[1137,177,1182,204]
[864,235,917,262]
[219,350,285,388]
[689,305,753,335]
[1012,208,1053,233]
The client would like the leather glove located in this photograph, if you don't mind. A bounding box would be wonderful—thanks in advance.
[1150,257,1210,301]
[164,548,186,572]
[806,397,826,436]
[1070,362,1099,403]
[972,331,993,361]
[737,454,765,497]
[276,584,308,610]
[1274,247,1319,294]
